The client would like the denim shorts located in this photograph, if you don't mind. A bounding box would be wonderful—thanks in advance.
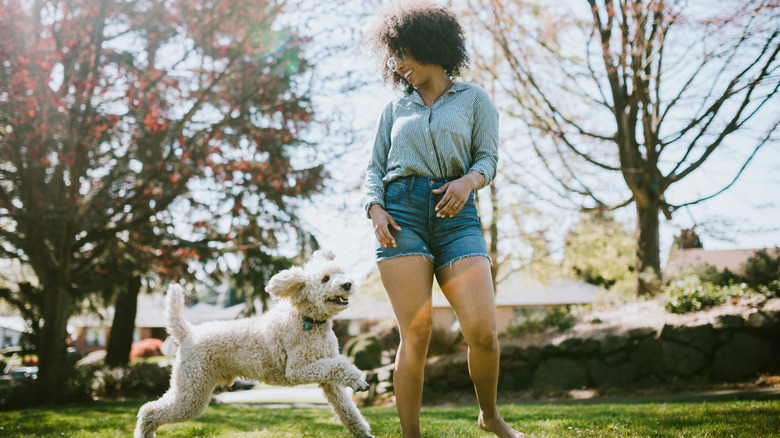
[375,176,491,271]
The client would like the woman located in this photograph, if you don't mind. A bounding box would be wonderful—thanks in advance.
[363,2,525,437]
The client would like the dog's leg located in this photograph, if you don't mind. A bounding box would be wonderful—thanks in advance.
[134,381,214,438]
[319,382,374,438]
[287,357,368,390]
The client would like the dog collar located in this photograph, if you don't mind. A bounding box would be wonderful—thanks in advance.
[303,317,327,331]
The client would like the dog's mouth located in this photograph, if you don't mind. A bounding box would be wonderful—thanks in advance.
[327,296,349,306]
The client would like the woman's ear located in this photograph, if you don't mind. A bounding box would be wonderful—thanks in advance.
[265,266,306,299]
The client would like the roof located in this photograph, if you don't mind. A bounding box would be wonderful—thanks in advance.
[432,274,598,308]
[351,267,598,314]
[0,316,29,334]
[70,293,246,329]
[663,247,777,275]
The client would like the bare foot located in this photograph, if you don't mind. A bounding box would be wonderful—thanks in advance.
[478,412,526,438]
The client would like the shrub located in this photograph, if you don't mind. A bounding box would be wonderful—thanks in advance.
[504,306,576,336]
[427,327,463,357]
[694,248,780,298]
[344,335,383,370]
[90,361,171,400]
[663,276,753,314]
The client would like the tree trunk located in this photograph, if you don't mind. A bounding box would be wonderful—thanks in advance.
[37,280,71,403]
[105,276,141,368]
[635,197,662,296]
[488,181,499,292]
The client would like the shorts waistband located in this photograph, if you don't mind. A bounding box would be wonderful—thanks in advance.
[393,175,457,186]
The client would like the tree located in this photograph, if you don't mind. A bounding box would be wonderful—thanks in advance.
[563,210,636,297]
[0,0,322,401]
[471,0,780,294]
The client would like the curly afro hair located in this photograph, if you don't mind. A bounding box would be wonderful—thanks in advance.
[364,0,469,93]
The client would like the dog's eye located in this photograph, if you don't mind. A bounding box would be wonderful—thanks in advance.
[322,275,330,283]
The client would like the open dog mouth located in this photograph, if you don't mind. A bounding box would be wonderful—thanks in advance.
[327,296,349,306]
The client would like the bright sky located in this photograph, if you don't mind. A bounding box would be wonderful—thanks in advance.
[295,1,780,281]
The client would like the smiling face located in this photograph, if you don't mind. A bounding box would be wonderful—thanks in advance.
[390,50,443,89]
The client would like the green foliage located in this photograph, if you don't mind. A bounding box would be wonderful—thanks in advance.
[663,276,753,314]
[504,306,576,336]
[563,212,636,296]
[427,328,464,357]
[230,249,298,315]
[667,246,780,304]
[90,362,172,400]
[741,249,780,289]
[344,335,383,371]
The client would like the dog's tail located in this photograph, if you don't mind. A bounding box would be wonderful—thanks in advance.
[165,284,192,343]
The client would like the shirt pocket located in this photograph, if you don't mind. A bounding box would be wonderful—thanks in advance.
[437,111,471,152]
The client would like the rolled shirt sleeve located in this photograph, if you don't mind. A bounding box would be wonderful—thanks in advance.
[364,102,393,217]
[468,88,499,189]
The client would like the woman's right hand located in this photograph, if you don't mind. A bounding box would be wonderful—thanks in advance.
[369,204,401,248]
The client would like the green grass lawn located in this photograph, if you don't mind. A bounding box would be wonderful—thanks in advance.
[1,398,778,437]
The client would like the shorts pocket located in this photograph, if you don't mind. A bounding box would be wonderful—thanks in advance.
[385,180,409,201]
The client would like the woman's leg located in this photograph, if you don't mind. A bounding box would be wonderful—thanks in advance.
[378,255,434,438]
[436,256,525,438]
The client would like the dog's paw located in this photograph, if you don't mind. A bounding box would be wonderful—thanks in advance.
[350,379,370,392]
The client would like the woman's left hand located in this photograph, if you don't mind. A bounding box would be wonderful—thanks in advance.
[432,173,482,217]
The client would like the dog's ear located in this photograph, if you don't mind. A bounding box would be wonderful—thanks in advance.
[312,249,335,261]
[265,266,306,299]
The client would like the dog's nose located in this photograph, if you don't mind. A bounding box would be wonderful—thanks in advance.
[341,282,352,291]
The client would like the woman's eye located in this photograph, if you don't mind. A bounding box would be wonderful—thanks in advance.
[322,275,330,283]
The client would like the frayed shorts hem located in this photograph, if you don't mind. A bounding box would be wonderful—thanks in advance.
[375,252,491,272]
[435,253,492,272]
[376,252,434,265]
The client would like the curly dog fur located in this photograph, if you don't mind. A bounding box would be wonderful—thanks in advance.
[134,250,373,437]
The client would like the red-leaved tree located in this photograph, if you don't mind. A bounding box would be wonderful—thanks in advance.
[0,0,323,401]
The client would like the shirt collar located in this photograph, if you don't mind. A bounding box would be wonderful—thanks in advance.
[401,82,469,107]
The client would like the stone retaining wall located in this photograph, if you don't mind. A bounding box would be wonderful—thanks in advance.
[363,303,780,400]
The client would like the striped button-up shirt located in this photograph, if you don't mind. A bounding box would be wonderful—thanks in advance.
[364,82,499,216]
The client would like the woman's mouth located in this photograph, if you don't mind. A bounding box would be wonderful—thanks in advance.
[403,69,413,81]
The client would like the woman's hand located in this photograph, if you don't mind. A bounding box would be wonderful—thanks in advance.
[432,171,484,217]
[369,204,401,248]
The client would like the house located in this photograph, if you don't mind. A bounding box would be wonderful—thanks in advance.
[663,229,777,276]
[431,273,598,333]
[351,268,598,334]
[0,315,28,348]
[664,247,777,276]
[68,292,245,355]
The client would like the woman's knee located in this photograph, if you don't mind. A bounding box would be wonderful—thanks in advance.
[465,325,498,351]
[400,318,433,351]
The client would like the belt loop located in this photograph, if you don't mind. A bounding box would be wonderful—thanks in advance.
[408,175,415,195]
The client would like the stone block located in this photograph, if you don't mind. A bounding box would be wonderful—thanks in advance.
[559,338,601,356]
[660,323,716,354]
[500,365,534,390]
[603,350,629,365]
[746,311,780,334]
[629,338,664,374]
[712,332,773,380]
[661,341,707,377]
[587,358,639,387]
[715,314,744,330]
[600,334,631,355]
[628,327,657,339]
[531,357,589,389]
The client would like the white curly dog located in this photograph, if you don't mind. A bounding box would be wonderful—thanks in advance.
[134,250,373,438]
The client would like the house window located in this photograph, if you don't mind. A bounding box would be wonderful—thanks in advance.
[85,328,106,346]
